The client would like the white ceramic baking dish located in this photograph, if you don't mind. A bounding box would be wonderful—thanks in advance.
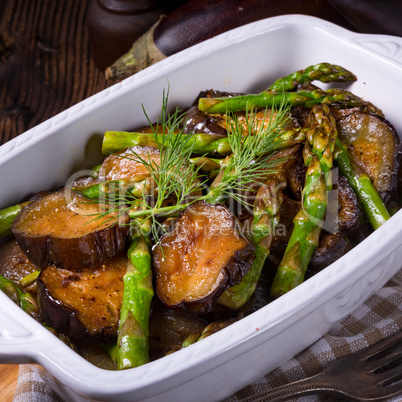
[0,14,402,402]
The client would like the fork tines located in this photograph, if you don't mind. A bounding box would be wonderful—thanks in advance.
[363,330,402,390]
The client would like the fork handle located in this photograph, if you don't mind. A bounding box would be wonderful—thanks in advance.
[239,372,340,402]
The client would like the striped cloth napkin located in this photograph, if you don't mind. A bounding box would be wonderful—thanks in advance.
[13,269,402,402]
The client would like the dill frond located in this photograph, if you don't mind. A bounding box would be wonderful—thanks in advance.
[84,89,290,242]
[206,100,291,205]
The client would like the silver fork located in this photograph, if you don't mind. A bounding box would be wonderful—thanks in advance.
[239,330,402,401]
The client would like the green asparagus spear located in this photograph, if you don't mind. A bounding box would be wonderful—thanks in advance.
[74,178,155,201]
[268,63,357,92]
[101,128,307,155]
[0,202,30,237]
[218,177,284,309]
[198,88,382,116]
[270,104,336,297]
[199,110,291,308]
[116,216,154,370]
[102,131,232,156]
[306,104,336,176]
[0,274,38,317]
[270,147,325,296]
[334,139,390,229]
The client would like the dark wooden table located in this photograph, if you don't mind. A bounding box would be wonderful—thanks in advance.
[0,0,111,146]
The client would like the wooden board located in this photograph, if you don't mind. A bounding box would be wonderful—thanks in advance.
[0,0,110,146]
[0,365,19,401]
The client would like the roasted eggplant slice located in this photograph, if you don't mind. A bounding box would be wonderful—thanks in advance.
[99,145,161,182]
[237,144,303,223]
[336,111,401,206]
[12,190,129,270]
[269,173,367,269]
[269,195,300,259]
[308,175,368,271]
[37,253,127,341]
[283,144,306,200]
[0,239,37,289]
[309,233,353,273]
[233,108,300,136]
[335,174,370,242]
[75,342,117,370]
[182,106,227,136]
[153,200,255,314]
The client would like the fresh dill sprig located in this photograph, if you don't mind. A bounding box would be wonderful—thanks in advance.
[206,101,291,205]
[90,89,206,240]
[86,91,290,242]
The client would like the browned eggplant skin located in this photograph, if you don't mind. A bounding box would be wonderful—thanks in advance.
[38,278,92,340]
[0,239,38,293]
[270,174,366,270]
[309,233,352,273]
[336,111,402,209]
[269,195,300,261]
[12,191,129,271]
[182,106,227,137]
[153,200,255,314]
[148,298,208,359]
[171,243,255,315]
[37,256,127,341]
[283,145,306,201]
[321,173,364,242]
[14,223,129,271]
[335,174,369,243]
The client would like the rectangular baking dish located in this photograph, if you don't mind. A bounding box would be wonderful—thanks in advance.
[0,14,402,402]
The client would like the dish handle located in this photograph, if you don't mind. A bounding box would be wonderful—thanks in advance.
[353,37,402,65]
[0,305,43,364]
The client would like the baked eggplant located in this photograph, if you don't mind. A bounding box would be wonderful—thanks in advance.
[335,173,369,242]
[308,232,352,273]
[0,239,38,293]
[37,253,127,341]
[269,195,300,261]
[99,145,161,182]
[283,144,306,201]
[309,174,369,270]
[182,106,227,136]
[270,173,366,270]
[336,110,401,207]
[153,200,255,314]
[12,190,129,270]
